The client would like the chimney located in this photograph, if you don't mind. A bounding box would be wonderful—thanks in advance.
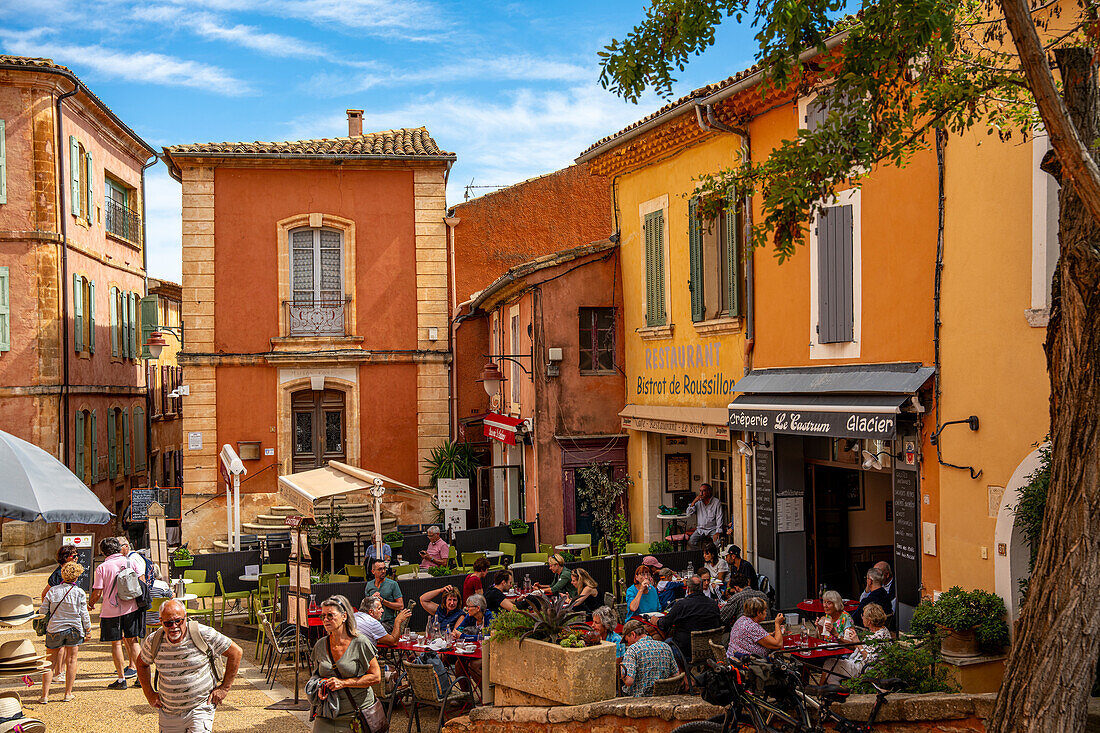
[347,109,363,137]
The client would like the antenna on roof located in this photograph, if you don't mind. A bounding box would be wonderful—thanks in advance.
[463,179,509,201]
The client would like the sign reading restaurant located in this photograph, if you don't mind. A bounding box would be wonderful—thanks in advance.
[728,406,897,439]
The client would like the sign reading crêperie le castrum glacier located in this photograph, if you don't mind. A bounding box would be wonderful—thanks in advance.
[637,342,737,397]
[728,407,897,440]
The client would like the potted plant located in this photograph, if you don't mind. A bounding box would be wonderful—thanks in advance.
[911,586,1010,658]
[488,595,616,705]
[508,518,529,536]
[171,547,193,568]
[383,531,404,550]
[649,539,674,554]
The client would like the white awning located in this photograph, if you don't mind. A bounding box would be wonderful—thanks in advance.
[277,461,430,518]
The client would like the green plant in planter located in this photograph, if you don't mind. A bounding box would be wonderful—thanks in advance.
[560,551,577,562]
[846,635,959,694]
[911,586,1010,652]
[507,594,588,645]
[509,518,529,534]
[171,547,193,566]
[649,539,674,554]
[576,462,632,556]
[489,610,536,641]
[383,531,404,548]
[427,566,452,577]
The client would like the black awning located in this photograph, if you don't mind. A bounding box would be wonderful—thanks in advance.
[728,393,909,439]
[730,363,934,395]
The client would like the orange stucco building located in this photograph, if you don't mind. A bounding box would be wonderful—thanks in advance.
[162,113,454,548]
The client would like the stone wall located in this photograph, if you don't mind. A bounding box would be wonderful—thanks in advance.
[2,519,61,570]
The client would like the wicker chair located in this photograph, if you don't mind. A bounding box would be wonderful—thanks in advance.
[690,627,726,667]
[604,592,616,609]
[708,639,728,663]
[651,672,685,696]
[401,662,472,733]
[615,603,630,623]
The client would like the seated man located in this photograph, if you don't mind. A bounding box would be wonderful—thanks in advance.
[482,569,518,614]
[655,568,685,609]
[355,596,412,646]
[720,573,769,628]
[657,576,721,664]
[724,544,757,590]
[854,567,891,626]
[364,531,392,565]
[686,484,723,548]
[861,561,897,615]
[419,526,450,569]
[620,619,678,697]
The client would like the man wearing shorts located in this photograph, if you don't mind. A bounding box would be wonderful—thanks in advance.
[89,536,144,689]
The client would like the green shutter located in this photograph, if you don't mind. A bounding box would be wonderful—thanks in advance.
[651,210,666,325]
[73,274,83,352]
[122,407,131,475]
[85,151,94,224]
[122,291,131,359]
[0,120,7,205]
[69,136,80,216]
[110,287,118,357]
[90,408,98,482]
[134,407,146,471]
[0,266,9,352]
[725,203,741,317]
[107,408,117,477]
[128,292,137,359]
[88,280,95,353]
[140,295,158,359]
[75,410,85,482]
[688,198,705,322]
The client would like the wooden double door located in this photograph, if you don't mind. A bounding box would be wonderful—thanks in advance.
[291,389,346,472]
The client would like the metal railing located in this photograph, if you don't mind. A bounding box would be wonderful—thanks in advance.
[283,297,350,336]
[105,198,141,243]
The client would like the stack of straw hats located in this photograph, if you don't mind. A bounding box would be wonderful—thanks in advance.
[0,641,49,677]
[0,596,36,628]
[0,691,44,732]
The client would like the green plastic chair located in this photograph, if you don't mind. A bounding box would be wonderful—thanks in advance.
[460,552,486,572]
[252,572,279,623]
[539,543,553,555]
[498,542,517,564]
[216,571,252,627]
[344,564,367,580]
[189,582,217,626]
[183,569,207,583]
[566,533,592,548]
[625,542,651,555]
[520,552,548,563]
[393,564,418,577]
[261,563,288,577]
[580,547,593,561]
[328,574,349,583]
[146,597,171,631]
[447,546,458,569]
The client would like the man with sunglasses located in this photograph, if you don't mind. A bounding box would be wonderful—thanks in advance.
[135,599,242,733]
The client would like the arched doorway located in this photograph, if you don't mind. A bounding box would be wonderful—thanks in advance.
[995,445,1046,630]
[291,388,346,471]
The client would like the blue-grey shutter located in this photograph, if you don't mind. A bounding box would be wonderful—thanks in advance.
[88,280,95,353]
[0,119,6,205]
[69,137,80,216]
[85,151,94,224]
[817,204,854,343]
[90,408,98,482]
[128,292,137,359]
[73,274,83,352]
[806,95,828,131]
[122,406,131,475]
[75,410,85,482]
[140,295,158,359]
[134,406,146,471]
[107,408,117,477]
[110,287,118,357]
[688,198,705,322]
[724,203,740,317]
[0,266,9,352]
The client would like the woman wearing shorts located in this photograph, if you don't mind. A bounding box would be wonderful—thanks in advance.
[39,561,91,702]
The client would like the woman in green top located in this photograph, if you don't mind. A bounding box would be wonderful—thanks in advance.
[311,595,382,733]
[540,554,574,596]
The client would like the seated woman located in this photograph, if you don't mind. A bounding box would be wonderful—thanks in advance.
[698,569,721,600]
[418,585,465,632]
[537,554,574,596]
[815,590,854,639]
[824,603,891,684]
[592,605,625,658]
[451,593,493,640]
[726,596,784,659]
[702,544,729,585]
[623,565,661,622]
[566,568,600,616]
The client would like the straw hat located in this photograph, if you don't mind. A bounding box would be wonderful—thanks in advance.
[0,718,44,733]
[0,660,50,675]
[0,596,35,627]
[0,640,43,666]
[0,692,22,720]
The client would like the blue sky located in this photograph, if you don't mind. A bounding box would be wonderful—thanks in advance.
[2,1,758,282]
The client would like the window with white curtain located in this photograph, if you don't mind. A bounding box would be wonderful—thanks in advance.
[290,227,343,305]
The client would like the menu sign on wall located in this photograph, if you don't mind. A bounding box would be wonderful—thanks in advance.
[893,467,920,607]
[729,407,897,440]
[754,451,775,560]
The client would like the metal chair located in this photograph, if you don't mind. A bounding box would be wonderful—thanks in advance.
[651,672,685,695]
[401,661,471,733]
[604,592,617,608]
[146,597,171,631]
[519,552,548,563]
[615,603,629,623]
[344,564,367,580]
[216,571,252,627]
[260,618,306,689]
[189,582,217,626]
[183,569,207,583]
[252,573,279,631]
[497,542,517,564]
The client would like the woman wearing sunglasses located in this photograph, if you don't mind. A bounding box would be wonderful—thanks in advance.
[309,595,382,733]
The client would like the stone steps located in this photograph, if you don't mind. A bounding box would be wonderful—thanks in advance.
[0,560,23,579]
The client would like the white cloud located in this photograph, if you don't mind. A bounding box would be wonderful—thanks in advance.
[144,167,182,283]
[0,30,250,94]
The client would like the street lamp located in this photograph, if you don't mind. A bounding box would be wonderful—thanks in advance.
[144,330,169,360]
[476,361,505,397]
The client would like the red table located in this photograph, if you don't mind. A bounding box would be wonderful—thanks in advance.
[796,599,859,614]
[782,633,852,660]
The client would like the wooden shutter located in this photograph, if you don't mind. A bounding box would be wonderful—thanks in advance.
[88,280,95,353]
[817,204,855,343]
[0,120,6,205]
[110,286,118,357]
[319,229,342,303]
[107,408,117,477]
[140,295,158,359]
[134,406,146,471]
[73,274,83,352]
[75,410,85,482]
[0,266,9,352]
[291,229,315,303]
[644,210,666,326]
[805,95,828,131]
[69,136,80,216]
[688,198,705,322]
[122,407,131,475]
[128,292,137,359]
[174,450,183,487]
[724,203,741,317]
[90,409,98,482]
[85,151,94,224]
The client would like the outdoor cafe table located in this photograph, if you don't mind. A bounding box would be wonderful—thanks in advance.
[782,633,852,661]
[482,550,504,561]
[796,599,860,614]
[397,571,435,580]
[554,543,588,553]
[508,561,545,569]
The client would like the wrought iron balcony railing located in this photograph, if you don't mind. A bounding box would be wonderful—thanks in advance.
[283,297,350,337]
[105,198,141,243]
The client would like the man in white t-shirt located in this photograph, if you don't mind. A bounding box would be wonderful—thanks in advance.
[136,600,242,733]
[355,596,411,646]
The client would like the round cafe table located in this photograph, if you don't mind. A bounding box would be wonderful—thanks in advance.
[482,550,504,560]
[554,543,588,553]
[507,561,545,569]
[397,572,435,580]
[782,633,852,660]
[239,574,260,583]
[797,599,860,614]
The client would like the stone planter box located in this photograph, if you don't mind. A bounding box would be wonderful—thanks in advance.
[489,637,615,706]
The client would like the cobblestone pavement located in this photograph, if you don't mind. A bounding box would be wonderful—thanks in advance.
[1,568,310,732]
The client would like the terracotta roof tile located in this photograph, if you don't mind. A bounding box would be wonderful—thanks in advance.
[164,127,454,159]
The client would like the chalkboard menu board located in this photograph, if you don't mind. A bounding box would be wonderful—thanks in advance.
[755,450,775,560]
[129,488,182,521]
[892,467,920,607]
[62,535,94,593]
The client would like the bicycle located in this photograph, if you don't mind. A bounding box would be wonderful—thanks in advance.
[671,654,904,733]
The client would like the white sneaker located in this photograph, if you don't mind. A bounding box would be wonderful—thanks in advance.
[54,673,65,684]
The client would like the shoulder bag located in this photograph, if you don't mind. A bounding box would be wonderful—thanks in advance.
[34,585,76,636]
[328,635,388,733]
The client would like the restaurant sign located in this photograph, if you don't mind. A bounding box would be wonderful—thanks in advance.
[728,406,897,439]
[621,415,729,440]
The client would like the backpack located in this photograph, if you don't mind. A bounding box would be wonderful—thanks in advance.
[130,553,153,612]
[148,621,225,691]
[114,565,144,602]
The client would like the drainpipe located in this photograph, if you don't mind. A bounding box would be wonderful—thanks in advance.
[141,154,158,484]
[445,213,460,441]
[56,84,78,465]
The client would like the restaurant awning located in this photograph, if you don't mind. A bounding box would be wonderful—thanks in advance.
[277,461,431,518]
[484,413,525,445]
[728,393,910,439]
[730,362,934,395]
[619,404,730,439]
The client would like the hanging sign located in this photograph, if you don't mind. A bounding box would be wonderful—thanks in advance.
[729,407,897,439]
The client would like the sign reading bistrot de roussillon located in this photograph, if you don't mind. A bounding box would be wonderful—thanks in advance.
[728,406,897,440]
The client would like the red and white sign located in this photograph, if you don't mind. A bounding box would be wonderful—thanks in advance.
[484,413,524,445]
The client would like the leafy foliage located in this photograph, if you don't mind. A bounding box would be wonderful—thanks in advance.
[576,462,632,556]
[422,440,477,487]
[428,565,452,577]
[846,634,959,694]
[171,546,191,560]
[488,610,537,641]
[1012,440,1050,597]
[309,505,346,573]
[383,531,404,544]
[509,518,529,531]
[608,515,631,555]
[512,594,588,645]
[649,539,675,554]
[911,586,1010,651]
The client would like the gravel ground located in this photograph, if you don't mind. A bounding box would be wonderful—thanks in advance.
[1,567,310,732]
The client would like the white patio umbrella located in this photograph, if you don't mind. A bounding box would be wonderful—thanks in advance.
[0,429,113,524]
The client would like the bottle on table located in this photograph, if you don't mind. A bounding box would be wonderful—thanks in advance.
[524,574,532,592]
[308,594,318,614]
[686,561,694,577]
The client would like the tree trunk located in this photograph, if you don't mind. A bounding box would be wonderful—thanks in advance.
[989,47,1100,733]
